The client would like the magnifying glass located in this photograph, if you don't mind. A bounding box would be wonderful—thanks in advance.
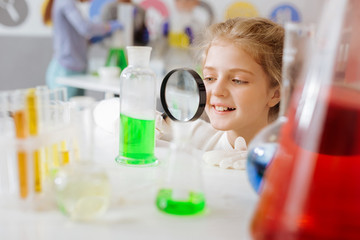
[160,68,206,122]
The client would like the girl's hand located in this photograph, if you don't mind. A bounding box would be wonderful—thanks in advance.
[203,137,247,170]
[155,111,171,139]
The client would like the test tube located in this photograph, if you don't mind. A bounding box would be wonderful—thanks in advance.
[58,88,71,165]
[69,96,95,162]
[25,88,43,193]
[10,90,29,199]
[0,91,17,201]
[53,88,71,166]
[45,88,71,175]
[35,86,52,177]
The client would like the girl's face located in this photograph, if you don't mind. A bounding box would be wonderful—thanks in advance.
[202,39,280,142]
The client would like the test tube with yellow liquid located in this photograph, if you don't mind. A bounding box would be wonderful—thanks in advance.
[46,88,70,176]
[57,88,71,166]
[35,86,51,178]
[10,90,29,199]
[25,88,43,193]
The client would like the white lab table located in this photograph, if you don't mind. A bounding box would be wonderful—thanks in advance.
[0,115,259,240]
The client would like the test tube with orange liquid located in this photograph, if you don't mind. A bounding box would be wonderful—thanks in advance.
[10,90,29,199]
[25,88,43,193]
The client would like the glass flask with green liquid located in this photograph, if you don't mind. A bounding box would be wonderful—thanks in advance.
[116,46,157,166]
[105,47,127,71]
[156,123,206,215]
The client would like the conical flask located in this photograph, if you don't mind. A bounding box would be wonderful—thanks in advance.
[156,122,205,215]
[105,47,127,71]
[251,0,360,239]
[116,46,157,166]
[246,22,315,193]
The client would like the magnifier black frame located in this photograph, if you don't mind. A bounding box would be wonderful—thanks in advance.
[160,68,206,122]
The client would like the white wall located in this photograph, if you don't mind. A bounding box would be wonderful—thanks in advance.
[0,0,326,91]
[0,0,325,36]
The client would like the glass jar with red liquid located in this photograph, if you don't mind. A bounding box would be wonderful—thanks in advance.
[250,0,360,239]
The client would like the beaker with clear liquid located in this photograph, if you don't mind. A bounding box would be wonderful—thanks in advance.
[251,0,360,239]
[116,46,157,166]
[54,97,110,221]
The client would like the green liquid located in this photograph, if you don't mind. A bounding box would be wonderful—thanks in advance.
[156,188,206,215]
[116,113,157,165]
[105,47,127,70]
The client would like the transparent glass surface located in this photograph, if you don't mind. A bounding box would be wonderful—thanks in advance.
[251,1,360,239]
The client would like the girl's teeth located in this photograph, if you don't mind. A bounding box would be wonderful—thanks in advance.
[215,106,228,111]
[214,106,235,111]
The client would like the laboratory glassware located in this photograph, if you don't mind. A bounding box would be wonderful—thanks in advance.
[0,91,17,205]
[246,22,315,193]
[104,3,134,71]
[116,46,157,166]
[53,96,110,221]
[156,68,207,215]
[251,0,360,239]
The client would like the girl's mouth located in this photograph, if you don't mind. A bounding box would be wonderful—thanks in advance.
[214,106,236,112]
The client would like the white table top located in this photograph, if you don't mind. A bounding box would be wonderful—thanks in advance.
[57,75,120,94]
[0,126,259,240]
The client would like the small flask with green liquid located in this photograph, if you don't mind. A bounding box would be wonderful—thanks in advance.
[116,46,157,166]
[156,122,206,215]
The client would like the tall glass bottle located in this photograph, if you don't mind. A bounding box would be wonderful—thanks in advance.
[251,0,360,239]
[116,46,157,166]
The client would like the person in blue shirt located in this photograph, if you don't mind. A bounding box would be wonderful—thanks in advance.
[43,0,122,98]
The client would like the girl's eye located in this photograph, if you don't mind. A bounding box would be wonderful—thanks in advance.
[233,79,248,84]
[203,77,216,82]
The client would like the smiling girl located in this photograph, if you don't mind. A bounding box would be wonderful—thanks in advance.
[201,17,283,147]
[156,17,284,169]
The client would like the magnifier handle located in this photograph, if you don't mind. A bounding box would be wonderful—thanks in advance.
[161,112,168,120]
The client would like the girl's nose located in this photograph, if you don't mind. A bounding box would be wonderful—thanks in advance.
[211,78,228,97]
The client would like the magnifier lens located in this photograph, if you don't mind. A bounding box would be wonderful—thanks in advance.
[160,68,206,122]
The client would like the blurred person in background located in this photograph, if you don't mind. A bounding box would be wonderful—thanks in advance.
[43,0,123,98]
[100,0,149,46]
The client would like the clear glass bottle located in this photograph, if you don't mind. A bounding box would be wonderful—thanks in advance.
[116,46,157,166]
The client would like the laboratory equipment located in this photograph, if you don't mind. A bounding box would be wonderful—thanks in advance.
[156,131,206,215]
[104,3,135,71]
[160,68,206,121]
[0,87,76,210]
[105,47,127,71]
[0,91,17,205]
[156,68,207,215]
[98,66,121,82]
[54,161,110,221]
[10,90,30,199]
[251,0,360,239]
[116,46,157,166]
[246,22,314,193]
[53,96,110,221]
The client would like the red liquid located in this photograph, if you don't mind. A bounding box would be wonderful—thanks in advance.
[251,86,360,240]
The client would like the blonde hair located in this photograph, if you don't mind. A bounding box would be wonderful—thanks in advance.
[198,17,284,121]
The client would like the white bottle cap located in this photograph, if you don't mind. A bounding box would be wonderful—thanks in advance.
[126,46,152,67]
